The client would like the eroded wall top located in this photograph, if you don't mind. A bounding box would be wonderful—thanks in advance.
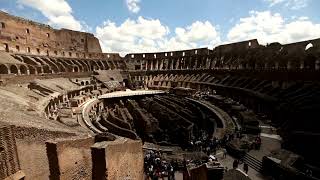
[0,11,102,56]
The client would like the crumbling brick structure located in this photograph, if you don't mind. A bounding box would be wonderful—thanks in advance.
[0,124,25,180]
[91,138,144,180]
[46,136,95,180]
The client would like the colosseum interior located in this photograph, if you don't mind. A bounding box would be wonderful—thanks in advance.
[0,10,320,180]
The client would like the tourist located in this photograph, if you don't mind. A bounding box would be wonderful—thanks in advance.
[243,163,249,174]
[223,148,227,158]
[233,159,239,169]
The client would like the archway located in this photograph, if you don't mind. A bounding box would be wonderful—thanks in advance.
[43,66,51,73]
[73,66,79,72]
[10,65,18,74]
[28,65,36,74]
[19,65,28,75]
[0,64,9,74]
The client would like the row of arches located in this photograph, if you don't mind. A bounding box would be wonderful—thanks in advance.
[136,55,320,71]
[0,55,125,75]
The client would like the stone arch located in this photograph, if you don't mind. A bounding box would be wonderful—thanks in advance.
[97,60,104,70]
[41,58,59,73]
[91,61,99,70]
[10,65,18,74]
[36,67,43,74]
[73,66,79,72]
[0,64,9,74]
[78,60,89,72]
[43,66,51,73]
[28,65,36,74]
[19,65,28,75]
[70,60,82,71]
[54,61,66,72]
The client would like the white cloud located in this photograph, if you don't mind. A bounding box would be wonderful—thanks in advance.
[95,17,221,55]
[126,0,141,13]
[17,0,83,31]
[0,8,9,13]
[227,11,320,45]
[264,0,309,10]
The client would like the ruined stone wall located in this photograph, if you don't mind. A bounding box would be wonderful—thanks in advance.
[0,124,22,180]
[46,136,94,180]
[91,138,144,180]
[14,126,76,180]
[0,11,103,58]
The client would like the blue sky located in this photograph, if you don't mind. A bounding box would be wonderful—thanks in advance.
[1,0,320,54]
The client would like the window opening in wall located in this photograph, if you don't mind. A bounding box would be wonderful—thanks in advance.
[46,33,50,38]
[16,45,19,52]
[248,41,251,47]
[4,43,9,52]
[107,54,110,58]
[0,22,5,28]
[54,51,58,55]
[131,54,134,58]
[171,52,173,56]
[69,52,72,57]
[81,39,84,43]
[182,52,185,56]
[165,53,167,57]
[89,54,92,58]
[305,43,313,51]
[46,50,49,56]
[62,52,65,56]
[16,36,19,40]
[154,54,156,58]
[26,28,30,34]
[36,48,40,54]
[27,47,31,53]
[143,54,145,58]
[195,50,197,54]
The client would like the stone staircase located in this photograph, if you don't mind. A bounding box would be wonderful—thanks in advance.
[243,153,263,173]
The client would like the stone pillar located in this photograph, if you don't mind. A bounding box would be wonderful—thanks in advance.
[155,59,159,70]
[91,139,143,180]
[46,137,94,180]
[170,59,174,70]
[145,60,148,70]
[159,59,163,70]
[150,60,153,70]
[175,58,180,70]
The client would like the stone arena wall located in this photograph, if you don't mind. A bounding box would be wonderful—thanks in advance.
[14,126,76,180]
[91,138,144,180]
[46,136,94,180]
[0,11,101,54]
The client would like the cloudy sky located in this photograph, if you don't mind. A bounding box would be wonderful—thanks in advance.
[1,0,320,54]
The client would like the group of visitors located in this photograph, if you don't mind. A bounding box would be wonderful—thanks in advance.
[144,150,177,180]
[188,130,243,157]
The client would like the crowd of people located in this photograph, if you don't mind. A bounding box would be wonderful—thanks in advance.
[144,150,178,180]
[188,130,243,156]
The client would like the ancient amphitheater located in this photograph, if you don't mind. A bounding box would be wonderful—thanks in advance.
[1,10,320,180]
